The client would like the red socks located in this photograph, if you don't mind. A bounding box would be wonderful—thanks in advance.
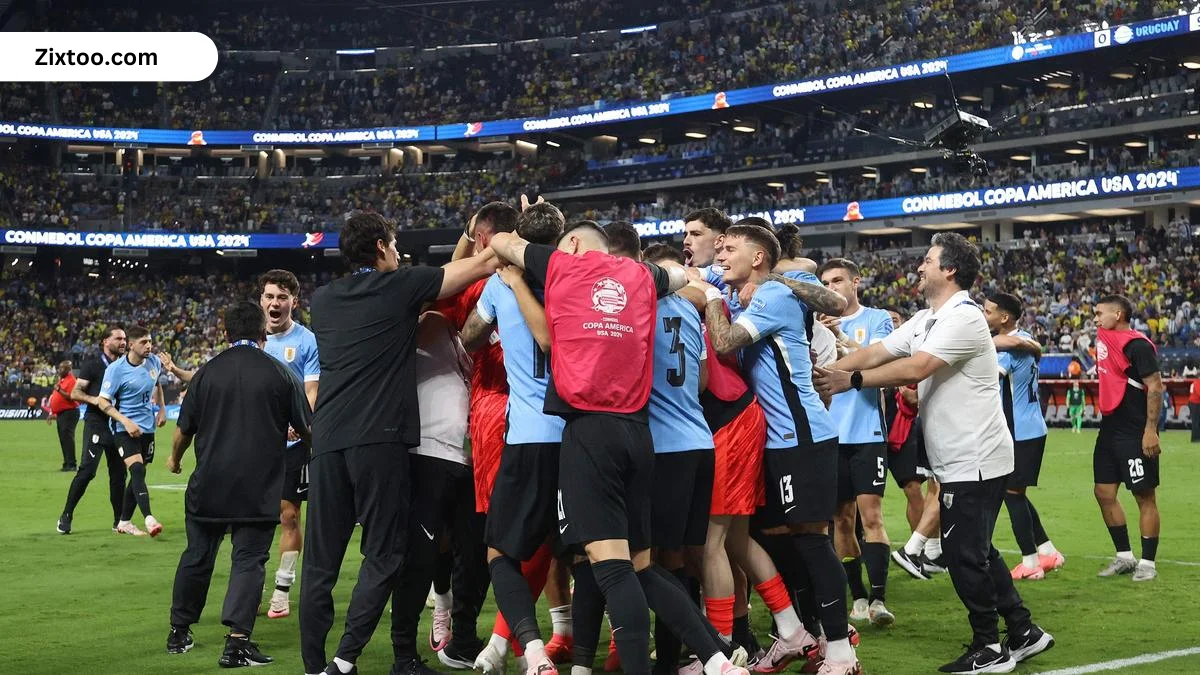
[704,595,736,636]
[754,574,793,614]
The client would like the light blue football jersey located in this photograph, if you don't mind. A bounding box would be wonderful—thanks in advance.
[649,294,713,453]
[264,321,319,448]
[828,306,894,444]
[99,354,162,434]
[997,329,1048,441]
[476,274,565,445]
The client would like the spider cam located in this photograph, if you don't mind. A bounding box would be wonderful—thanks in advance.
[923,107,991,177]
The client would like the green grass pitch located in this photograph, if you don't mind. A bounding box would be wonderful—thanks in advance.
[2,422,1198,674]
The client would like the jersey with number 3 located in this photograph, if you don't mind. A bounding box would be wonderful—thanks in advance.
[99,354,162,434]
[649,294,713,453]
[997,329,1048,441]
[475,274,565,445]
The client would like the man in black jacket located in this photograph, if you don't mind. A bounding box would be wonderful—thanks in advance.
[164,302,313,668]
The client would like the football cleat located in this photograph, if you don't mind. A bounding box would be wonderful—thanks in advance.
[1009,563,1045,581]
[848,598,869,622]
[1005,625,1054,663]
[268,590,291,619]
[1131,562,1158,582]
[1038,551,1065,572]
[891,549,930,580]
[1097,556,1137,577]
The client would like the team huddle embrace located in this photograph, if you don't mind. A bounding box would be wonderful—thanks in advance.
[68,196,1183,675]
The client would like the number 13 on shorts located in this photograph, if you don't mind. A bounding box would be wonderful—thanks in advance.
[779,475,794,504]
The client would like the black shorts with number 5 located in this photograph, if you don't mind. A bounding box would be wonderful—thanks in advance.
[1093,432,1159,492]
[838,442,888,501]
[756,438,838,526]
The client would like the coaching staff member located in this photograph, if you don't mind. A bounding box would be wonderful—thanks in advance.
[815,233,1053,674]
[301,212,499,675]
[57,327,128,534]
[490,222,745,675]
[163,302,312,666]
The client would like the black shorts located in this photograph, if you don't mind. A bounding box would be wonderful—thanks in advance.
[888,430,926,488]
[1006,436,1047,489]
[410,454,472,542]
[485,442,560,561]
[757,438,838,527]
[114,432,155,464]
[1094,432,1159,492]
[838,442,888,501]
[651,449,715,549]
[281,462,309,504]
[557,414,654,553]
[81,418,117,459]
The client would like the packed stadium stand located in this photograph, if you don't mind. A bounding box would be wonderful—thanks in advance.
[2,0,1199,413]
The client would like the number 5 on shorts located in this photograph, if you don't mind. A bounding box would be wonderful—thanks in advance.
[779,475,794,505]
[876,456,886,480]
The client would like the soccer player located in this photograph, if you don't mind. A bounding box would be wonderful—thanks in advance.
[1092,295,1163,582]
[57,326,128,534]
[815,233,1053,673]
[608,242,719,674]
[459,203,568,674]
[97,325,167,537]
[258,269,320,620]
[816,258,895,627]
[390,309,474,675]
[983,293,1065,581]
[1067,382,1085,434]
[695,224,859,675]
[437,202,521,669]
[683,208,731,269]
[490,221,750,675]
[299,212,499,675]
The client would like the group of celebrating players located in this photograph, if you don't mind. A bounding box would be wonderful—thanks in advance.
[51,194,1167,675]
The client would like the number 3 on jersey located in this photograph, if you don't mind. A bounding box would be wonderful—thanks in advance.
[662,316,686,387]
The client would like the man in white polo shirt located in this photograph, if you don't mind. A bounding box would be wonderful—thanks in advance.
[814,232,1053,674]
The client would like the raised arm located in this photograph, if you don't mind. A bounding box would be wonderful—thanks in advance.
[702,288,755,355]
[159,352,195,383]
[499,265,551,353]
[438,248,502,300]
[993,334,1043,360]
[767,272,847,316]
[489,231,530,269]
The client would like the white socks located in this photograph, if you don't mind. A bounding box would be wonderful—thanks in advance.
[904,532,927,556]
[488,633,510,656]
[276,550,299,589]
[1117,551,1136,562]
[550,604,573,637]
[925,537,942,559]
[773,607,803,640]
[434,590,453,612]
[1037,541,1059,556]
[333,657,355,673]
[702,651,731,675]
[571,667,593,675]
[525,639,547,664]
[1139,559,1156,569]
[986,643,1001,653]
[1022,554,1040,569]
[825,638,854,662]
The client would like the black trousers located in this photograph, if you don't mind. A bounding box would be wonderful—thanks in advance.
[1190,403,1200,442]
[391,456,490,660]
[170,518,276,636]
[63,419,127,525]
[940,476,1033,647]
[300,444,411,674]
[56,407,80,467]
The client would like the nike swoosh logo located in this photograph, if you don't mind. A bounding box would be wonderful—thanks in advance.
[296,487,308,494]
[1131,477,1144,483]
[943,525,956,538]
[872,480,886,486]
[420,524,435,541]
[820,600,837,608]
[559,524,568,534]
[784,506,797,513]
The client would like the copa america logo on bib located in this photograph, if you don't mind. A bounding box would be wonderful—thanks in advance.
[591,277,628,314]
[1096,341,1108,361]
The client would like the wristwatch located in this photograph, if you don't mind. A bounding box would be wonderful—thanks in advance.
[850,370,864,391]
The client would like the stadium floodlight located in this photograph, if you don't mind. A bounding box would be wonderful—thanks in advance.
[766,181,785,188]
[1182,56,1200,69]
[1065,147,1088,155]
[912,95,935,110]
[1111,66,1137,80]
[684,125,708,139]
[637,131,660,145]
[731,119,758,133]
[1011,154,1032,161]
[910,166,928,173]
[1123,139,1148,148]
[545,140,561,147]
[335,48,375,56]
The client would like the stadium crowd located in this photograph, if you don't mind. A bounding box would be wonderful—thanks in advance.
[4,0,1179,129]
[3,215,1197,406]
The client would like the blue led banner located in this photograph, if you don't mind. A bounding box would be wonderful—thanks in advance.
[0,122,437,145]
[436,13,1199,139]
[0,229,337,249]
[0,15,1193,146]
[634,167,1199,237]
